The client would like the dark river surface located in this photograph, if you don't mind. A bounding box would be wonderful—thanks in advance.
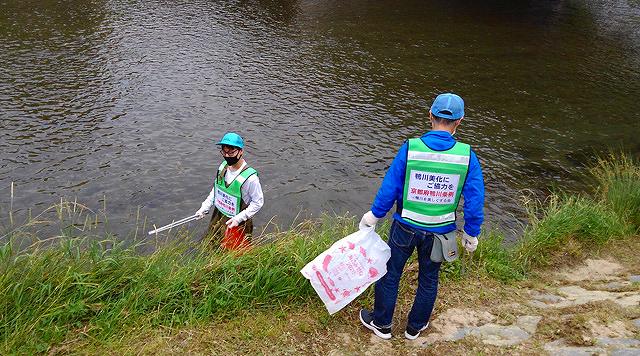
[1,0,639,241]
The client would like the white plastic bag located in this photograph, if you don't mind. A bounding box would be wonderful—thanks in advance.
[300,227,391,314]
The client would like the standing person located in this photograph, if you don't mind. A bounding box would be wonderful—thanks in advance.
[358,93,484,340]
[195,132,264,249]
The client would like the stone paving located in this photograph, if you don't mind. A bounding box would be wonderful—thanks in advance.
[410,259,640,355]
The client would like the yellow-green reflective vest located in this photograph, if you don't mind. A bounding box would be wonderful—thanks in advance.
[213,162,258,218]
[401,138,470,227]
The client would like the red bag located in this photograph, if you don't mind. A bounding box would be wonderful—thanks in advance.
[221,226,251,251]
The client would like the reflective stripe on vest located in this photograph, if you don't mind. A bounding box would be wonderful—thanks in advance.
[407,151,470,165]
[401,138,471,227]
[214,162,258,218]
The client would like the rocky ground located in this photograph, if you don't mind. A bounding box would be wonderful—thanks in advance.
[409,258,640,355]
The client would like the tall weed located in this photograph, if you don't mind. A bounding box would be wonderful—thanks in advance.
[0,217,348,354]
[513,195,628,271]
[472,231,523,282]
[592,153,640,230]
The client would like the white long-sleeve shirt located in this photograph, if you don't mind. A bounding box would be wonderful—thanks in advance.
[199,161,264,222]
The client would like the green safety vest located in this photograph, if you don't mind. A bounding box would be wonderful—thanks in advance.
[401,138,471,227]
[213,162,258,218]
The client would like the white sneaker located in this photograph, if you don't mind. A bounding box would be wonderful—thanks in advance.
[404,322,429,340]
[359,309,392,340]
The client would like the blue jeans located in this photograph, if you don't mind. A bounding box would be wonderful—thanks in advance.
[373,219,441,330]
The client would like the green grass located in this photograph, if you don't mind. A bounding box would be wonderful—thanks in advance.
[591,153,640,230]
[471,230,523,281]
[0,217,360,354]
[512,194,630,272]
[0,154,638,353]
[482,154,639,280]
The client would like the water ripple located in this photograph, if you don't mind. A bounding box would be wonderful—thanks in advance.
[1,0,639,240]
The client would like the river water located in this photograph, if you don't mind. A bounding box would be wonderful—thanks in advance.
[1,0,639,240]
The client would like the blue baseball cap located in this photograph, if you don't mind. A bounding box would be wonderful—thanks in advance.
[430,93,464,120]
[216,132,244,149]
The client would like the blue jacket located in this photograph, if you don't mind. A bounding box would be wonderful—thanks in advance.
[371,131,485,237]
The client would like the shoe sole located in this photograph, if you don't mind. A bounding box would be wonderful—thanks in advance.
[359,312,392,340]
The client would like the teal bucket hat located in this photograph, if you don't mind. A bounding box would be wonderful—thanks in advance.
[217,132,244,149]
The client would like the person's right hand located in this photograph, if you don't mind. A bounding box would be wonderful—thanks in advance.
[195,207,209,219]
[359,211,379,230]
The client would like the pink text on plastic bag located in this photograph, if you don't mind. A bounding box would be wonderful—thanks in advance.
[301,228,391,314]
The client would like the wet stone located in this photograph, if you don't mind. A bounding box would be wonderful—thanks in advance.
[528,300,551,309]
[516,315,542,334]
[554,286,640,308]
[544,339,606,356]
[531,292,564,303]
[611,349,640,356]
[599,281,630,291]
[596,337,640,348]
[470,324,531,346]
[450,327,473,341]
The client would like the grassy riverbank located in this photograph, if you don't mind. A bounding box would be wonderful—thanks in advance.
[1,155,638,354]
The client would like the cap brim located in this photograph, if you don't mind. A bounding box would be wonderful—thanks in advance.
[217,141,242,148]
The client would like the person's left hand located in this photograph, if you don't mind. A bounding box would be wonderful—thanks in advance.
[226,216,241,228]
[462,233,478,252]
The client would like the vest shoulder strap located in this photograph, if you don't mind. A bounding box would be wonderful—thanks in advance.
[236,166,257,185]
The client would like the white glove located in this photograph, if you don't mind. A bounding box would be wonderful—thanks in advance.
[225,216,242,228]
[359,211,379,230]
[462,233,478,252]
[195,207,209,219]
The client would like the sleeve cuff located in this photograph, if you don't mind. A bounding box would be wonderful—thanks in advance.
[370,209,386,219]
[234,211,248,222]
[463,229,479,238]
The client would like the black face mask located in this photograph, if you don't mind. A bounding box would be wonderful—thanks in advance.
[224,153,241,166]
